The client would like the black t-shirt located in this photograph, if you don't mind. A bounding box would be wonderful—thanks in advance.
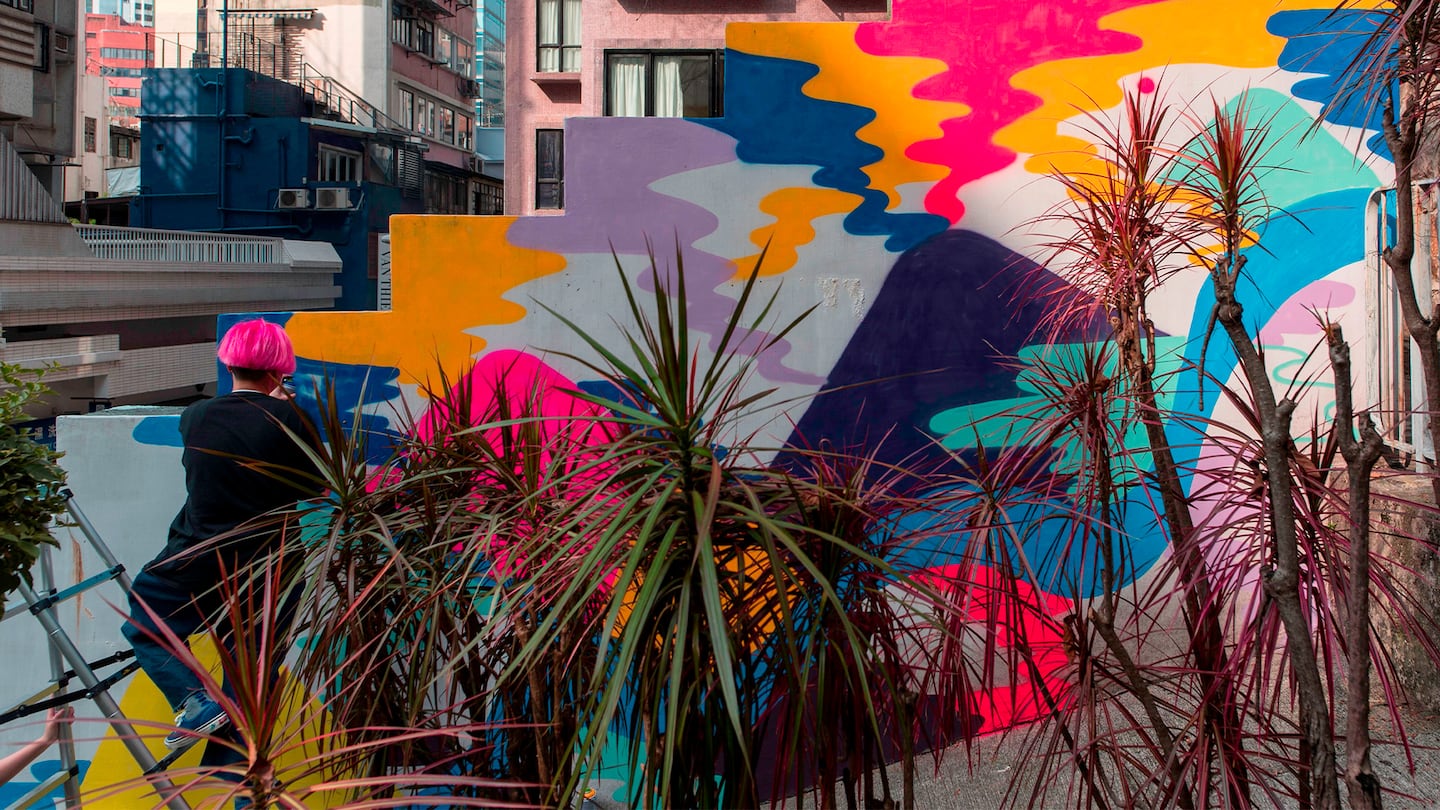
[152,391,323,579]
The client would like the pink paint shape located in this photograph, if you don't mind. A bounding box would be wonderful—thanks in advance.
[856,0,1156,224]
[1257,279,1356,344]
[918,562,1073,734]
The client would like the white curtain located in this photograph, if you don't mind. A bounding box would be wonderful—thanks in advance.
[654,55,682,117]
[537,0,559,71]
[561,0,581,71]
[609,55,645,116]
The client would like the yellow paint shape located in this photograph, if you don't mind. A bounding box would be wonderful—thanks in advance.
[731,24,968,209]
[721,23,970,273]
[999,0,1354,178]
[286,216,568,387]
[79,637,341,808]
[738,187,860,277]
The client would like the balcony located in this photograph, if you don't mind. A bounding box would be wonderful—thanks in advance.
[0,224,341,328]
[74,224,285,264]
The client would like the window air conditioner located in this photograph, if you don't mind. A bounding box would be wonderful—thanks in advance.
[276,188,311,209]
[314,187,354,210]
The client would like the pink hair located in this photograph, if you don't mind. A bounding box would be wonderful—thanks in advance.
[217,319,297,374]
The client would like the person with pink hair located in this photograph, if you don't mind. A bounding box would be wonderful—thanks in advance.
[121,319,322,752]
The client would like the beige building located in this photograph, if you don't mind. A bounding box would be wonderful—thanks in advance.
[66,72,139,204]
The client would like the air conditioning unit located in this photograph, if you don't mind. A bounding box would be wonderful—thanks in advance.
[314,187,354,210]
[276,188,310,209]
[464,154,483,173]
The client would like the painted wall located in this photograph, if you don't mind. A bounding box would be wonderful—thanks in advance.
[4,0,1396,803]
[278,0,1389,728]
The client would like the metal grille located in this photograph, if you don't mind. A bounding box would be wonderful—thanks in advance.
[0,133,68,224]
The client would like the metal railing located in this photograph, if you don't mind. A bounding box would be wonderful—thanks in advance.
[73,224,286,264]
[152,31,406,133]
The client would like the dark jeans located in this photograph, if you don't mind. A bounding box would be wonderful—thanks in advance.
[123,559,301,769]
[123,566,226,712]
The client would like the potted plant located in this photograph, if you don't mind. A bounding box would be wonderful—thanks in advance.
[0,361,67,619]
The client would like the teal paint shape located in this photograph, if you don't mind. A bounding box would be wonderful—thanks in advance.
[1167,89,1379,216]
[929,337,1187,484]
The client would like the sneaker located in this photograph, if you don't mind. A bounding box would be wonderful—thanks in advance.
[163,695,230,750]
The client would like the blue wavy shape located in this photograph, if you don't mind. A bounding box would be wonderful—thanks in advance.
[1268,8,1393,159]
[1172,187,1371,470]
[701,50,949,253]
[289,358,404,466]
[132,414,182,447]
[0,758,90,807]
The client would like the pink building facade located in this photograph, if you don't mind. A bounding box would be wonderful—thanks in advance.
[84,12,152,128]
[504,0,888,215]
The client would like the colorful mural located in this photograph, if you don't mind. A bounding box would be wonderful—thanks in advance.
[9,0,1395,804]
[278,0,1384,734]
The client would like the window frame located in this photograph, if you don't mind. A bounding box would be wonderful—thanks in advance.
[317,144,362,183]
[83,117,97,153]
[535,0,579,73]
[397,86,415,130]
[535,128,563,210]
[603,49,723,118]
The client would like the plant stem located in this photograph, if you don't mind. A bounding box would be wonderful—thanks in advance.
[1118,306,1249,806]
[1212,256,1341,810]
[1327,324,1386,810]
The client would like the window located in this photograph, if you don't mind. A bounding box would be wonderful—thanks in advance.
[317,144,361,183]
[112,133,132,158]
[454,39,473,77]
[99,47,148,60]
[536,0,579,72]
[439,107,454,144]
[109,86,141,97]
[54,32,70,54]
[367,142,396,185]
[437,28,452,64]
[0,0,34,13]
[535,128,563,209]
[391,6,434,57]
[100,66,144,77]
[457,114,472,150]
[606,50,722,118]
[397,87,415,130]
[33,23,48,72]
[84,117,96,153]
[424,171,469,214]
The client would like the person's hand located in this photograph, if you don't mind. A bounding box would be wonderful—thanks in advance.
[40,707,73,745]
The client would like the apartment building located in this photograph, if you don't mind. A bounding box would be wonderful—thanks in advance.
[476,0,501,128]
[1,0,78,201]
[153,0,485,200]
[84,12,153,128]
[67,71,139,204]
[504,0,888,215]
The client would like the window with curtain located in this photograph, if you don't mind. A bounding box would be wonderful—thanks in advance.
[604,51,722,118]
[398,87,415,130]
[536,129,563,209]
[536,0,580,72]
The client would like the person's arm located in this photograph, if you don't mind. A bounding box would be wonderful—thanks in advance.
[0,707,73,784]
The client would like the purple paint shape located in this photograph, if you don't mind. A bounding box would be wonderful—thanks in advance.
[1257,279,1356,344]
[508,117,824,384]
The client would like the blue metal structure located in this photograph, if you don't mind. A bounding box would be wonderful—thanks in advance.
[130,68,424,311]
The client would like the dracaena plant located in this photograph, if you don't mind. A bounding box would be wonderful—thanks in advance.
[1030,86,1251,806]
[1011,79,1440,810]
[487,242,966,809]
